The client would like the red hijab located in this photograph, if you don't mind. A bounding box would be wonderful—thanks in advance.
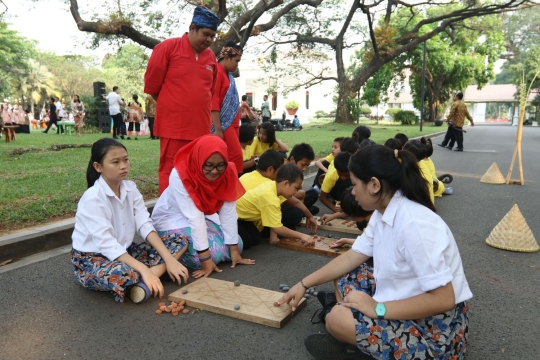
[174,135,245,215]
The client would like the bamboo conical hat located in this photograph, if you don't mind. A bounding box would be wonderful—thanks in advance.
[486,204,539,252]
[480,162,506,184]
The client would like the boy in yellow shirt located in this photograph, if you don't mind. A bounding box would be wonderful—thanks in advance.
[236,164,315,247]
[319,152,353,213]
[239,123,257,173]
[312,137,344,190]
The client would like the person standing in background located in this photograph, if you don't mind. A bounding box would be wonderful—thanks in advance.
[438,92,474,151]
[144,6,220,194]
[106,86,125,140]
[261,95,271,123]
[145,94,157,140]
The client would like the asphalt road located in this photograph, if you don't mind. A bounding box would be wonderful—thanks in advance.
[1,124,539,359]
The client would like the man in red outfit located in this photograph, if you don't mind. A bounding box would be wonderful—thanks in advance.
[144,6,220,193]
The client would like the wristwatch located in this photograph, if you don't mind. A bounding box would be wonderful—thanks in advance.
[375,303,386,320]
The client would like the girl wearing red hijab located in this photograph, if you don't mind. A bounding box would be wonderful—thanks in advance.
[152,135,255,278]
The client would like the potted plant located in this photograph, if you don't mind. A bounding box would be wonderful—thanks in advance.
[285,100,300,115]
[434,104,445,126]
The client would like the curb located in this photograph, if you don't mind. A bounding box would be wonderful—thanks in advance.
[0,129,448,264]
[0,200,157,263]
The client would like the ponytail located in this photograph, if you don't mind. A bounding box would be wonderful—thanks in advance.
[349,145,435,212]
[86,138,127,188]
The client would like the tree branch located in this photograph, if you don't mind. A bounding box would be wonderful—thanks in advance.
[69,0,160,49]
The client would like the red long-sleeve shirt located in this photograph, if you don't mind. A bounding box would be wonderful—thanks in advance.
[144,33,217,140]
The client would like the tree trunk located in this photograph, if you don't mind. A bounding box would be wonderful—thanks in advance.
[335,81,354,124]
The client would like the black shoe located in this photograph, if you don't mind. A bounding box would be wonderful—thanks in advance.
[311,291,337,325]
[446,146,453,150]
[126,137,131,140]
[134,137,138,140]
[120,135,125,140]
[113,136,118,139]
[438,174,453,184]
[454,148,463,152]
[304,333,367,360]
[309,206,320,216]
[437,143,446,148]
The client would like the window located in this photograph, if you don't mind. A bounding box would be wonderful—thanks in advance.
[272,92,277,111]
[306,91,310,110]
[246,92,253,107]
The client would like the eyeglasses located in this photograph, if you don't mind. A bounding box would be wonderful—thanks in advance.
[203,163,227,172]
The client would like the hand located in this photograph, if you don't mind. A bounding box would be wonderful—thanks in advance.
[140,268,164,299]
[329,238,355,248]
[320,214,334,225]
[230,246,256,268]
[305,217,318,234]
[164,258,189,284]
[274,282,306,311]
[334,204,342,212]
[300,234,315,246]
[214,129,224,139]
[341,290,377,317]
[250,155,258,161]
[470,122,475,127]
[192,259,222,279]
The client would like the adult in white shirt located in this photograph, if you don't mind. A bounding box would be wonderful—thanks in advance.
[277,145,473,360]
[54,97,64,134]
[152,135,255,278]
[106,86,125,139]
[71,138,189,303]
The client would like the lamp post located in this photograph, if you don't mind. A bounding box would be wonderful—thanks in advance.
[419,41,427,131]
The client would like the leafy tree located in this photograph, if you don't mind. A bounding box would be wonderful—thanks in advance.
[0,21,35,99]
[361,8,505,122]
[101,45,147,102]
[12,59,58,112]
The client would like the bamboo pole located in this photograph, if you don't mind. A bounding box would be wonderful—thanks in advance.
[506,70,540,185]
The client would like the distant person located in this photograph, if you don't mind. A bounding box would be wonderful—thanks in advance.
[126,94,143,140]
[261,95,271,122]
[71,138,189,304]
[2,102,10,125]
[145,94,157,140]
[42,97,58,134]
[438,92,474,151]
[106,86,124,139]
[54,97,64,134]
[239,95,255,125]
[144,6,220,194]
[292,115,302,129]
[211,41,244,175]
[71,94,85,137]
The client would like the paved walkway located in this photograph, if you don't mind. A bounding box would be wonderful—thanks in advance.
[1,125,539,359]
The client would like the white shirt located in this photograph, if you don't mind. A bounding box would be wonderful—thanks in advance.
[55,101,64,118]
[352,191,473,304]
[151,169,239,251]
[106,92,123,116]
[72,177,156,260]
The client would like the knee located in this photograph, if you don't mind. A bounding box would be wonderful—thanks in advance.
[325,305,356,345]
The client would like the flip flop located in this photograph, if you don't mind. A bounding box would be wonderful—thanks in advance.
[438,174,453,184]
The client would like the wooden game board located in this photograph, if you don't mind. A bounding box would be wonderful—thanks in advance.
[276,236,348,257]
[168,278,306,328]
[300,216,362,235]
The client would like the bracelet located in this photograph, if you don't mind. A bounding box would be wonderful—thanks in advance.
[300,279,309,290]
[199,255,211,262]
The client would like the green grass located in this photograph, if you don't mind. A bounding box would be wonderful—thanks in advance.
[279,118,444,157]
[0,121,443,232]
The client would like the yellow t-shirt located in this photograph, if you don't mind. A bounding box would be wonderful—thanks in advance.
[236,181,283,231]
[418,160,435,204]
[242,146,252,161]
[423,158,444,197]
[239,171,287,203]
[321,162,339,193]
[324,153,335,163]
[248,136,280,157]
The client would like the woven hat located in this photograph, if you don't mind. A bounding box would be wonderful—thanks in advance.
[486,204,539,252]
[480,162,506,184]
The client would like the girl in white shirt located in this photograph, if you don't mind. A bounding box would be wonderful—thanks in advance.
[152,135,255,279]
[71,138,189,303]
[276,145,473,360]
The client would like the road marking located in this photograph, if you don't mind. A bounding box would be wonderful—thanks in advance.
[0,245,71,274]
